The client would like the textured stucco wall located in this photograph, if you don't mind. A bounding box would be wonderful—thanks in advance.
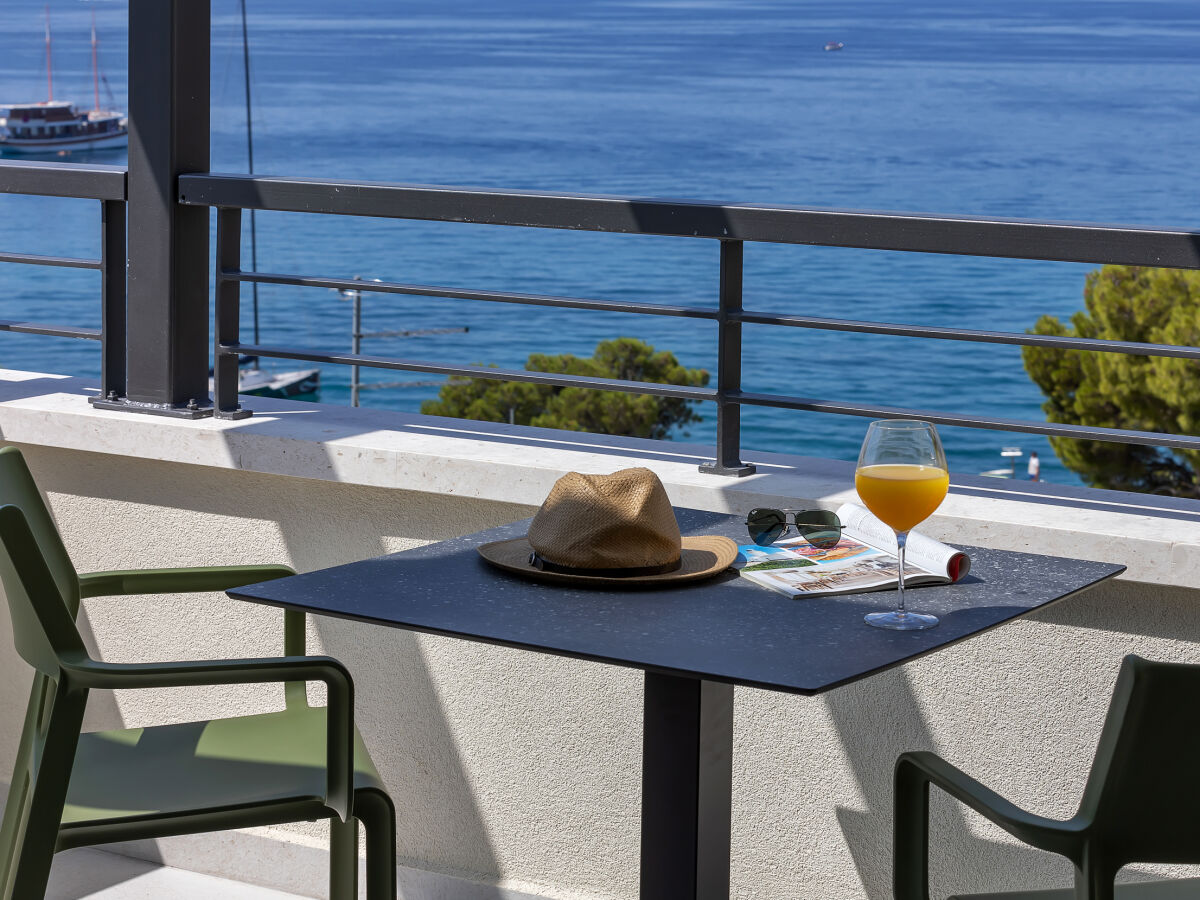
[1,442,1198,899]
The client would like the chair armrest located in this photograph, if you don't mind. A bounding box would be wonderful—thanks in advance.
[58,650,354,822]
[79,564,310,706]
[78,564,296,599]
[894,751,1086,900]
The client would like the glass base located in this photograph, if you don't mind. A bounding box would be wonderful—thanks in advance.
[865,610,939,630]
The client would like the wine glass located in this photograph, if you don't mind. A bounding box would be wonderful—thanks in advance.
[855,420,949,630]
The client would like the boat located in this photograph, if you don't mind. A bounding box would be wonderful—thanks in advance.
[208,356,320,400]
[0,101,126,155]
[230,365,320,399]
[824,41,845,51]
[0,9,128,156]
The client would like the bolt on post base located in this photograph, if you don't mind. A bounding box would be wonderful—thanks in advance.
[89,395,213,419]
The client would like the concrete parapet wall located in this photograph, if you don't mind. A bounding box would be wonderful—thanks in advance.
[0,370,1197,898]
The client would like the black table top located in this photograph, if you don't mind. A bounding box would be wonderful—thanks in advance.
[230,510,1125,696]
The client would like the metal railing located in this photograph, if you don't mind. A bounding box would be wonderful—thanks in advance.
[0,161,127,402]
[178,171,1200,475]
[3,156,1200,475]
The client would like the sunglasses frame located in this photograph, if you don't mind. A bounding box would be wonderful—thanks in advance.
[745,507,845,548]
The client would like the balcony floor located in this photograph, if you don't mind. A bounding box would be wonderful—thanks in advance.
[48,847,312,900]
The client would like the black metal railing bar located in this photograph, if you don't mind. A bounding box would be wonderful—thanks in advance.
[226,266,1200,362]
[223,270,721,320]
[0,251,103,270]
[180,172,1200,268]
[0,160,126,201]
[221,342,718,402]
[736,311,1200,360]
[0,320,101,341]
[732,392,1200,453]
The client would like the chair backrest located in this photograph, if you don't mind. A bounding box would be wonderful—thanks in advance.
[0,448,80,612]
[0,447,85,675]
[1078,655,1200,865]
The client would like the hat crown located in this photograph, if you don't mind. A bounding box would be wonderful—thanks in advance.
[527,468,681,571]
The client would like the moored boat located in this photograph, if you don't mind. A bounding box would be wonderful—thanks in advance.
[0,9,127,156]
[0,101,126,155]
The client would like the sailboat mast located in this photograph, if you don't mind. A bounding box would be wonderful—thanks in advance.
[239,0,261,358]
[91,10,100,112]
[44,5,53,102]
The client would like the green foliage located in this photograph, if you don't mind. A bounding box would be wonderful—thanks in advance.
[421,338,710,440]
[1022,265,1200,495]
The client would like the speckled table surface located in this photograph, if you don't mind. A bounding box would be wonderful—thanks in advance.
[231,509,1124,696]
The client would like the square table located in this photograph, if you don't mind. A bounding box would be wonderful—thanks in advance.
[230,509,1124,900]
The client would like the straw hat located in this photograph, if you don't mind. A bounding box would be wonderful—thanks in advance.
[478,467,738,588]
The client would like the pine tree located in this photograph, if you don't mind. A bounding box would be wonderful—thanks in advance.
[1022,265,1200,495]
[421,338,709,440]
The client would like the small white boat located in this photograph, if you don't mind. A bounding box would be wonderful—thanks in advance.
[0,10,127,156]
[234,366,321,398]
[208,359,321,400]
[824,41,845,51]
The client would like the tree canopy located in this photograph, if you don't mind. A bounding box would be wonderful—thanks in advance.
[421,337,709,440]
[1022,265,1200,495]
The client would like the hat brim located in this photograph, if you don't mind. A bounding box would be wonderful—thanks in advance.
[477,535,739,589]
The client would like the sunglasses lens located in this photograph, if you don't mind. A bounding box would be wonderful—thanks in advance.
[747,508,786,546]
[796,510,843,549]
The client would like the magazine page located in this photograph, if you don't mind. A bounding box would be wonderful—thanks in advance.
[835,503,971,581]
[734,532,936,598]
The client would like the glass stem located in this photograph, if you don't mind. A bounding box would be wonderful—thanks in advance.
[895,530,908,617]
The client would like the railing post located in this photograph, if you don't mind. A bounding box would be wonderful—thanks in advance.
[92,0,211,417]
[351,289,362,407]
[98,199,126,403]
[699,240,755,476]
[214,208,251,419]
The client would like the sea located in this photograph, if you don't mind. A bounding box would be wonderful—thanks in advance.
[2,0,1199,485]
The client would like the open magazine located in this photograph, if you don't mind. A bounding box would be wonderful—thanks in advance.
[734,503,971,598]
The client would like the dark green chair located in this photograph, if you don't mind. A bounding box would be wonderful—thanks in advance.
[895,655,1200,900]
[0,446,396,900]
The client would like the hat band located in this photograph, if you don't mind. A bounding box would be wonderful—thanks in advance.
[528,551,682,578]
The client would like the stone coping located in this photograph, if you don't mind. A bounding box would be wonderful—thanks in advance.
[0,369,1193,586]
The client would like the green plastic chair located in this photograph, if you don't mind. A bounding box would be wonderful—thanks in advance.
[894,654,1200,900]
[0,446,396,900]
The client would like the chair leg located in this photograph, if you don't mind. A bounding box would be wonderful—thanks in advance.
[0,772,31,900]
[1074,853,1117,900]
[330,816,359,900]
[355,789,397,900]
[7,681,85,900]
[893,757,931,900]
[0,675,52,896]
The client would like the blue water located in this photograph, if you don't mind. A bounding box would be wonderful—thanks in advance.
[3,0,1199,484]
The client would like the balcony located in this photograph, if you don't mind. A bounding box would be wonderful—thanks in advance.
[2,3,1200,900]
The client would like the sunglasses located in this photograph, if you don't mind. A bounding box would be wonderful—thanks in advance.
[746,508,844,548]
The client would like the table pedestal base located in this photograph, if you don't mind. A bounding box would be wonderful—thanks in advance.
[640,673,733,900]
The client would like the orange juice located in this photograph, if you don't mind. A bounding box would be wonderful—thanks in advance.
[855,464,949,533]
